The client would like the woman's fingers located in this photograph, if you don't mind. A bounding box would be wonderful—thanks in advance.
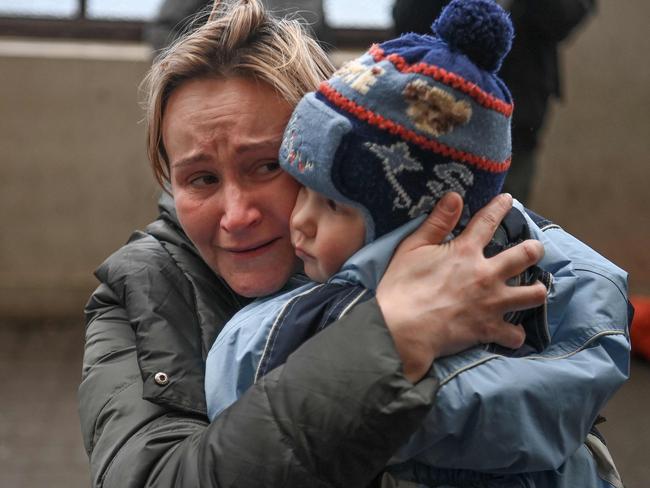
[492,239,545,281]
[377,191,547,382]
[487,322,526,350]
[497,280,548,312]
[400,192,463,251]
[460,193,514,247]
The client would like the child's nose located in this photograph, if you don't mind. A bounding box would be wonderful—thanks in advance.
[290,204,316,239]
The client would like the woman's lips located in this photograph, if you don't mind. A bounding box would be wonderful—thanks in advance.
[223,238,280,258]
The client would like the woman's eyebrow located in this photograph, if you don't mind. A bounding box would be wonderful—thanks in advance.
[171,137,282,168]
[232,137,281,156]
[171,152,212,169]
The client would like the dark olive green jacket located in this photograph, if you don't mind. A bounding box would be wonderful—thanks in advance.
[78,195,438,487]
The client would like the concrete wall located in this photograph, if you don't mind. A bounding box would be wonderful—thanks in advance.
[1,0,648,318]
[0,40,159,318]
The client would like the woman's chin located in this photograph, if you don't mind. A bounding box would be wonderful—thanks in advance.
[227,269,294,298]
[210,240,301,298]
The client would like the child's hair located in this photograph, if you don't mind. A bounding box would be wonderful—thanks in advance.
[279,0,514,243]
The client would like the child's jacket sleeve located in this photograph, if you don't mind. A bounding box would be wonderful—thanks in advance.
[391,202,631,473]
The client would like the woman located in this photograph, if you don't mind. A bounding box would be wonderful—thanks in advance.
[78,1,628,486]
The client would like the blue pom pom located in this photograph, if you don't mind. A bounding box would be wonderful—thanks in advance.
[433,0,513,73]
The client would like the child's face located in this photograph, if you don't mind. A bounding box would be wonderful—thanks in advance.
[290,186,366,283]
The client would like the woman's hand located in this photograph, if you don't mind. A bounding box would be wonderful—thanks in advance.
[376,192,547,383]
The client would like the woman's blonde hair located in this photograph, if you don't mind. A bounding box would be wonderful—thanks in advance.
[143,0,335,187]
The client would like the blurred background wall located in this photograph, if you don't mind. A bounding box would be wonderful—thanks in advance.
[0,1,648,487]
[529,0,650,295]
[0,40,159,319]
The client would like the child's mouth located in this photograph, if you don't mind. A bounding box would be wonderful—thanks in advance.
[294,246,314,261]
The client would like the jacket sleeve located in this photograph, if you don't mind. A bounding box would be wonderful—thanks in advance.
[390,210,630,473]
[80,279,438,487]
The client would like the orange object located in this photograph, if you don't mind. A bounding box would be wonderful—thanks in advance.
[630,295,650,361]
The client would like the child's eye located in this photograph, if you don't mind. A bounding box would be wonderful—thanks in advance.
[326,199,338,211]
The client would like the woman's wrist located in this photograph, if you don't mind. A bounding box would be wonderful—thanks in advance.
[376,294,436,383]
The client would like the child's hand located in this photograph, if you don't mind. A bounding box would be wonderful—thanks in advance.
[376,192,546,383]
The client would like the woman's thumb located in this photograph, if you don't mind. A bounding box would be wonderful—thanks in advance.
[402,192,463,250]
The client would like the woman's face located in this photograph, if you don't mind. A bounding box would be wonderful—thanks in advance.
[163,77,301,297]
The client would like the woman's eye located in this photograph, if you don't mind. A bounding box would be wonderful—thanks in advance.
[326,199,338,211]
[190,174,219,187]
[256,161,281,175]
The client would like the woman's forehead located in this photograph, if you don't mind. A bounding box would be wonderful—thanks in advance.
[163,77,293,165]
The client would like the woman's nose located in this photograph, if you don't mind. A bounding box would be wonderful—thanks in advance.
[219,186,262,234]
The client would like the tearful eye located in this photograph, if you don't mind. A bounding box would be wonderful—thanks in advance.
[257,161,281,175]
[190,174,219,187]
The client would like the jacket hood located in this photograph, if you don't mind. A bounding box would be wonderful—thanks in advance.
[150,191,200,258]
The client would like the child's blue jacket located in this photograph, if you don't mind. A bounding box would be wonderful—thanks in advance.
[205,202,630,486]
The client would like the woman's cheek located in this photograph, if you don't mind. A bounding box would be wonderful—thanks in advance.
[174,190,213,246]
[275,175,301,221]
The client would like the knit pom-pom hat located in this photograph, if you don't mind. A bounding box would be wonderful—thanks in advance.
[280,0,514,242]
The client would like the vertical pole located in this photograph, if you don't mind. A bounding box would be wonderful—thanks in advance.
[79,0,87,19]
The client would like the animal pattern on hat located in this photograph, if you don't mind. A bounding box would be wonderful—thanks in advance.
[403,79,473,136]
[336,60,386,95]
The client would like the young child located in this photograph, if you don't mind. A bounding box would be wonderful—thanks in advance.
[205,1,625,486]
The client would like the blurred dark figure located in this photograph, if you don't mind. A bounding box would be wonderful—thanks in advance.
[145,0,330,54]
[393,0,596,205]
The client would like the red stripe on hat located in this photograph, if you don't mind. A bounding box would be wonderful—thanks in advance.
[369,44,513,117]
[319,81,510,174]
